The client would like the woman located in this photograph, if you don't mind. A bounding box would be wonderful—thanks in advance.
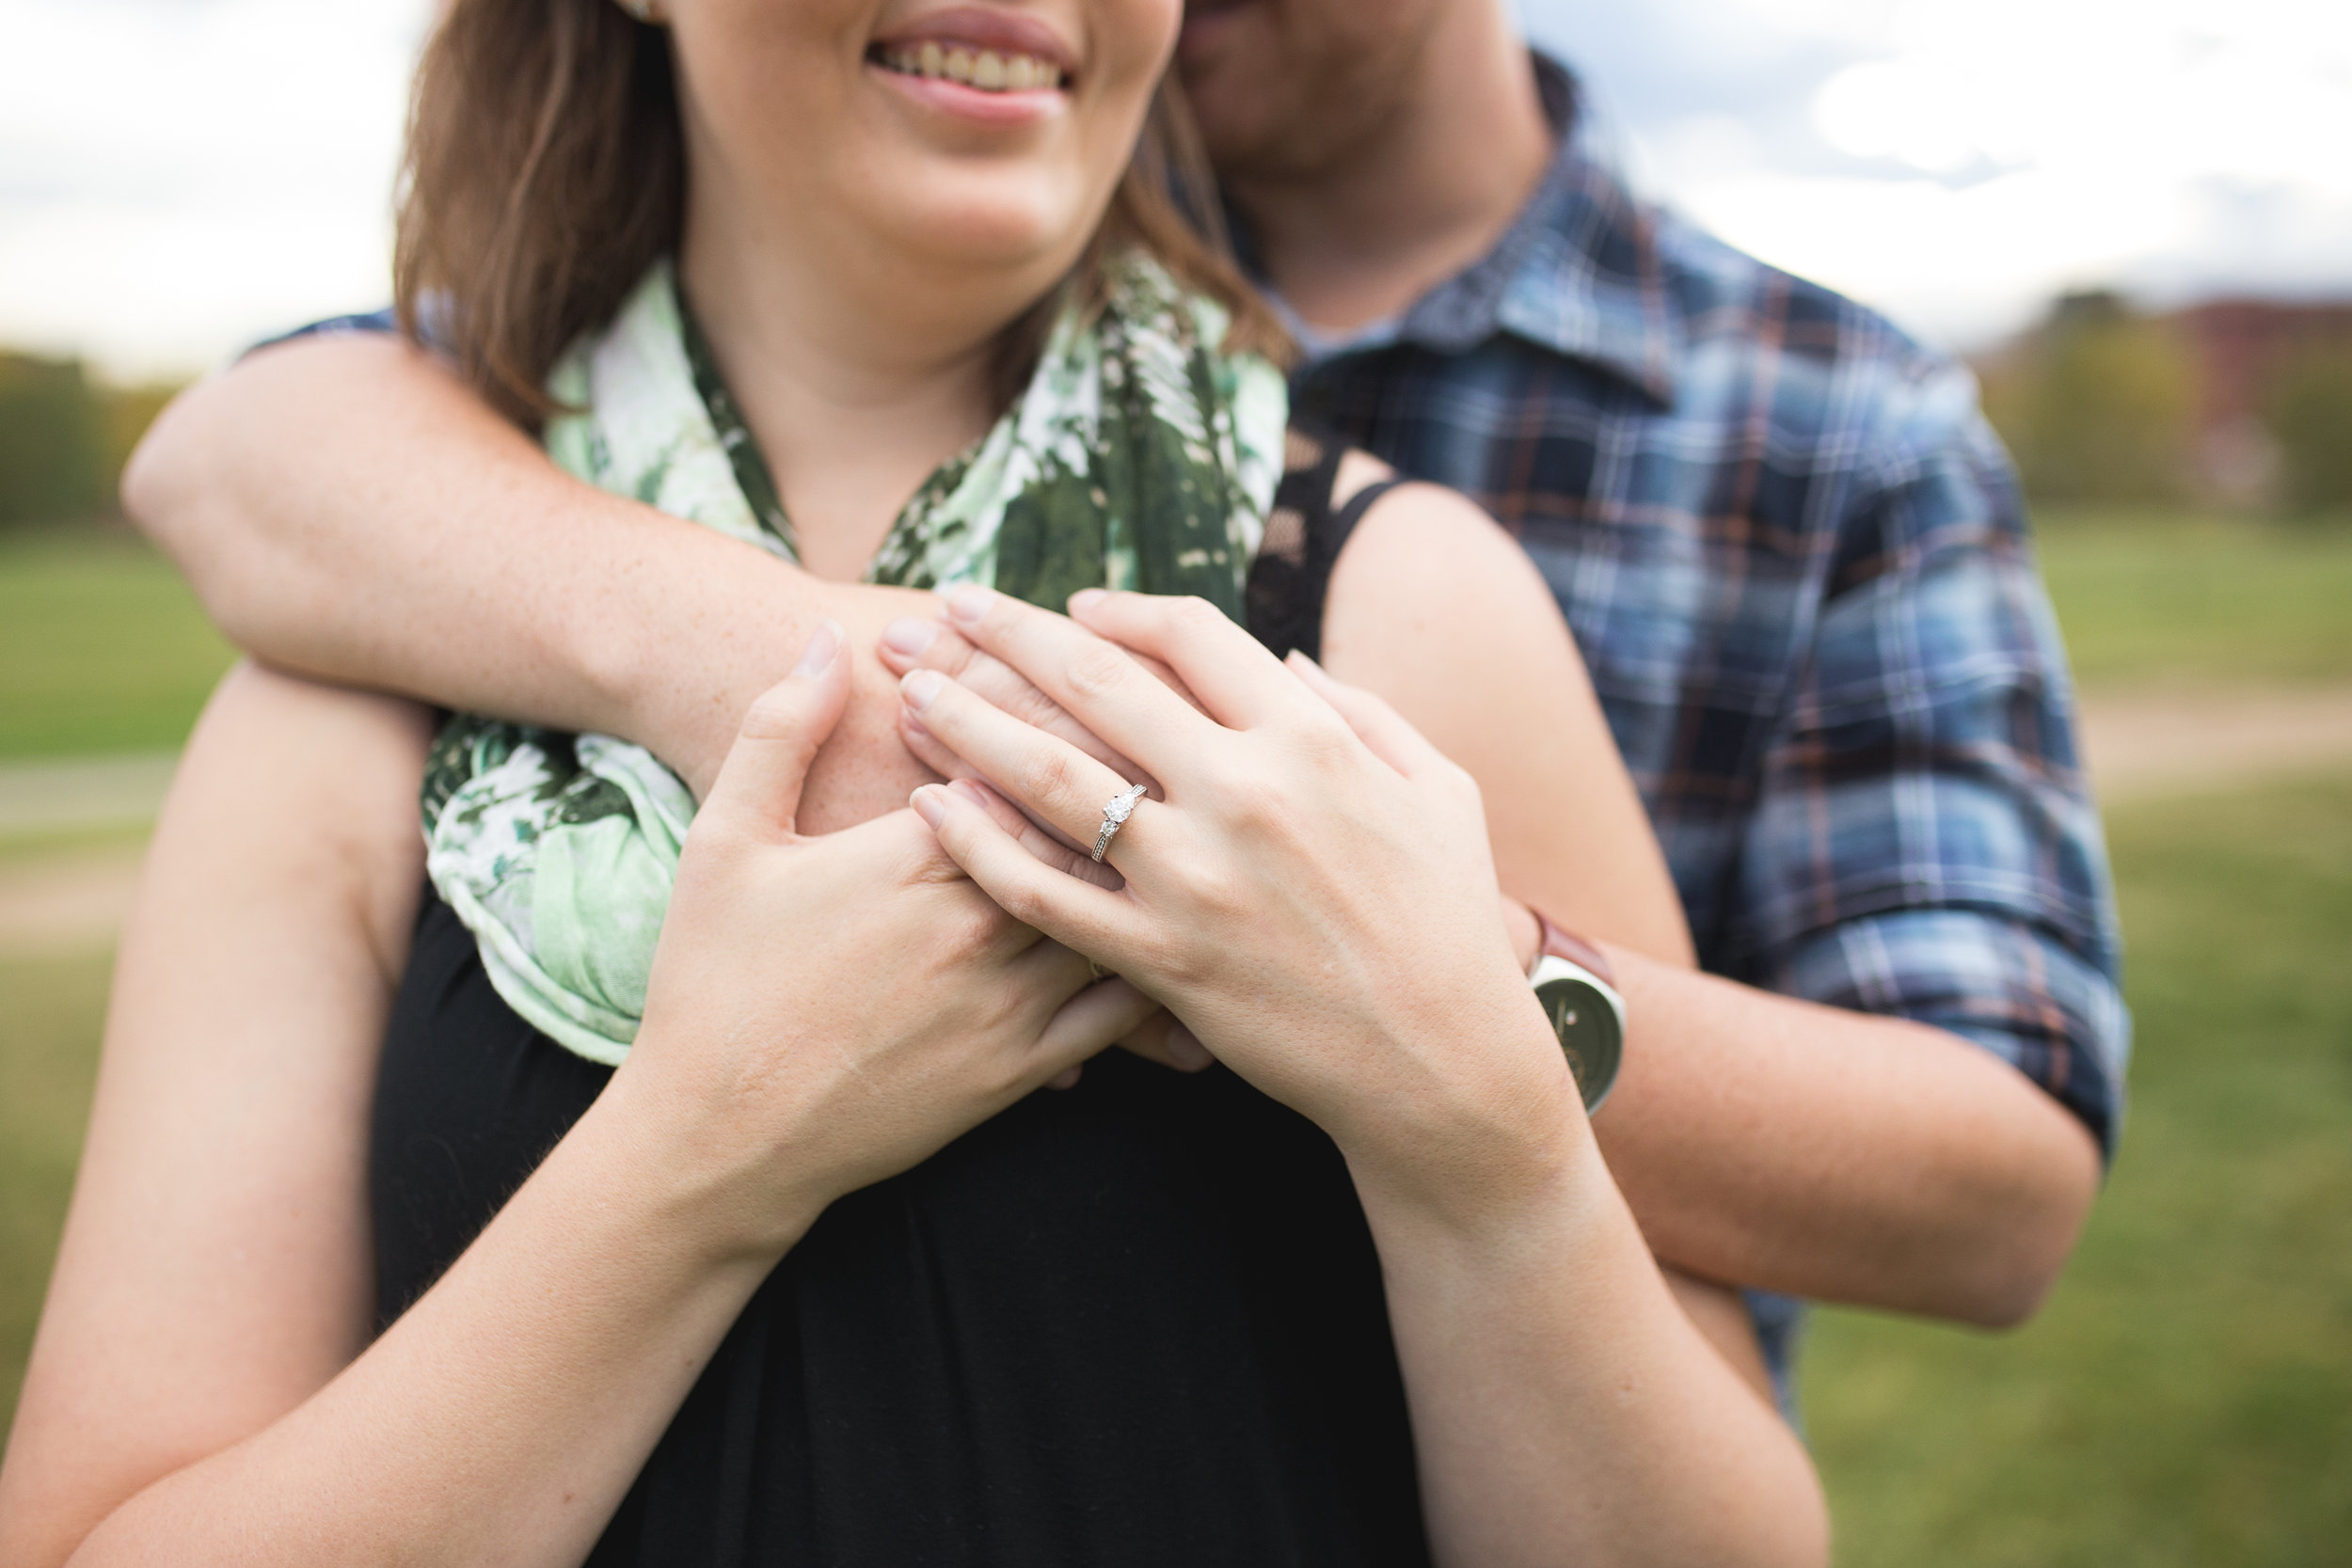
[0,1,1825,1563]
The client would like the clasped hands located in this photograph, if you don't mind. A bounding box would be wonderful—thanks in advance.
[899,588,1586,1203]
[626,587,1584,1259]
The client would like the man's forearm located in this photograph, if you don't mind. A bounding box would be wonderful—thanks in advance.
[1596,948,2103,1326]
[124,334,935,809]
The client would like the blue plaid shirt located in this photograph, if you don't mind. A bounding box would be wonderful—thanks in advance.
[1268,58,2129,1383]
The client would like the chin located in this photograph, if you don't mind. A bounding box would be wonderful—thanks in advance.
[872,175,1099,278]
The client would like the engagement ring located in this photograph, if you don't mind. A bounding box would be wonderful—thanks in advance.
[1091,783,1148,863]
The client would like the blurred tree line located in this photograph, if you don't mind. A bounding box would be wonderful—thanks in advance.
[2268,350,2352,515]
[1978,292,2352,515]
[0,353,181,529]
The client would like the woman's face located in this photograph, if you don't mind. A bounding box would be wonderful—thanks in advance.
[668,0,1181,303]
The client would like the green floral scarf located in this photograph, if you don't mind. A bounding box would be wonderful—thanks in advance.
[420,256,1289,1065]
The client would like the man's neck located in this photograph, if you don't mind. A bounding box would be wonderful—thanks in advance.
[1224,8,1552,339]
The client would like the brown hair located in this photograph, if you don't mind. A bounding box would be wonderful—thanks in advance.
[395,0,1288,429]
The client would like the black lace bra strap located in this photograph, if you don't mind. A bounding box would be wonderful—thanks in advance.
[1247,425,1408,664]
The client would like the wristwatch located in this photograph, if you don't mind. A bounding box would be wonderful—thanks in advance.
[1527,915,1626,1114]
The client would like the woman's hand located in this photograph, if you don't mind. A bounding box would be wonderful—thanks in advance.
[898,588,1584,1224]
[620,623,1161,1262]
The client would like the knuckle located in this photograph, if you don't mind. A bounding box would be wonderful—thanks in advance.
[739,690,805,740]
[992,874,1056,930]
[943,895,1009,958]
[890,816,961,879]
[959,650,1017,699]
[925,631,977,675]
[1062,639,1132,703]
[1289,716,1357,770]
[1018,743,1087,808]
[1213,761,1289,835]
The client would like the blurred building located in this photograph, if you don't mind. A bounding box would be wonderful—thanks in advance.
[2161,301,2352,509]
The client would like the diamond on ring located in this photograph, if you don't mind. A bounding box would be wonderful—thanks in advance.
[1091,783,1149,863]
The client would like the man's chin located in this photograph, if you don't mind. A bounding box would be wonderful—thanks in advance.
[1177,0,1258,71]
[1176,0,1298,176]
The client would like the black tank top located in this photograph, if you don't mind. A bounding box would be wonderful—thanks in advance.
[371,429,1415,1567]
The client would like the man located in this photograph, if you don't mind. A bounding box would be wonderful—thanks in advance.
[128,0,2121,1407]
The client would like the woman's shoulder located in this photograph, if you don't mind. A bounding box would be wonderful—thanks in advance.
[1251,426,1558,667]
[1325,462,1566,666]
[166,664,436,978]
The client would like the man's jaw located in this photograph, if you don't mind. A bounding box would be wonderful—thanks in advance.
[1178,0,1259,67]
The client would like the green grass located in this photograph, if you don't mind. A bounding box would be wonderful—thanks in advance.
[0,948,110,1438]
[2034,508,2352,689]
[1805,771,2352,1566]
[4,771,2350,1556]
[0,527,236,759]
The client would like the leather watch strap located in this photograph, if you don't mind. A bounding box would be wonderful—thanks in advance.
[1536,913,1615,987]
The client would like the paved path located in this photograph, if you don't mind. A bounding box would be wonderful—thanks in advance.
[0,751,181,839]
[0,846,146,958]
[5,686,2351,956]
[2075,686,2352,802]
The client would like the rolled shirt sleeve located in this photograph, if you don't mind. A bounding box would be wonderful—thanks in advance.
[1736,357,2130,1155]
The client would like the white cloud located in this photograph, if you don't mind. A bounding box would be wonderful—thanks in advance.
[1524,0,2352,347]
[0,0,426,377]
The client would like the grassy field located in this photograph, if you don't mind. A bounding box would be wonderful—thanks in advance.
[0,950,110,1440]
[0,510,2346,767]
[1804,771,2352,1565]
[0,527,235,759]
[2034,508,2352,689]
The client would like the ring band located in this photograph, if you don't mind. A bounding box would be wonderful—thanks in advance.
[1091,783,1148,863]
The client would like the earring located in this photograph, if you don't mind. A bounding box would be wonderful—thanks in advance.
[617,0,665,23]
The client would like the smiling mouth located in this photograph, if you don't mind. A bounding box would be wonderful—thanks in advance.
[871,41,1068,93]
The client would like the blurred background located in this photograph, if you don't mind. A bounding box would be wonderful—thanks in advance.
[2,1,2346,1560]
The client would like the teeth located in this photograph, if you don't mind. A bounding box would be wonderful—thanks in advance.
[881,40,1064,91]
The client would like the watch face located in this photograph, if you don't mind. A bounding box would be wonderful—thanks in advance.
[1534,974,1623,1113]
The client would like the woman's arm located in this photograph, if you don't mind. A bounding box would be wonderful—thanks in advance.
[0,666,428,1563]
[893,590,1829,1566]
[0,647,1155,1567]
[1317,477,2099,1324]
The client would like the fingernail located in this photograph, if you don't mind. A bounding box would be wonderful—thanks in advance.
[1068,587,1107,616]
[900,669,946,710]
[881,617,938,657]
[910,784,947,828]
[1165,1023,1213,1071]
[794,619,843,676]
[946,585,995,626]
[948,778,993,809]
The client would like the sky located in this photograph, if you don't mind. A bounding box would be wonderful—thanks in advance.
[1,0,2347,379]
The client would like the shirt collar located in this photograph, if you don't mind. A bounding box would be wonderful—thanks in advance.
[1260,54,1681,409]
